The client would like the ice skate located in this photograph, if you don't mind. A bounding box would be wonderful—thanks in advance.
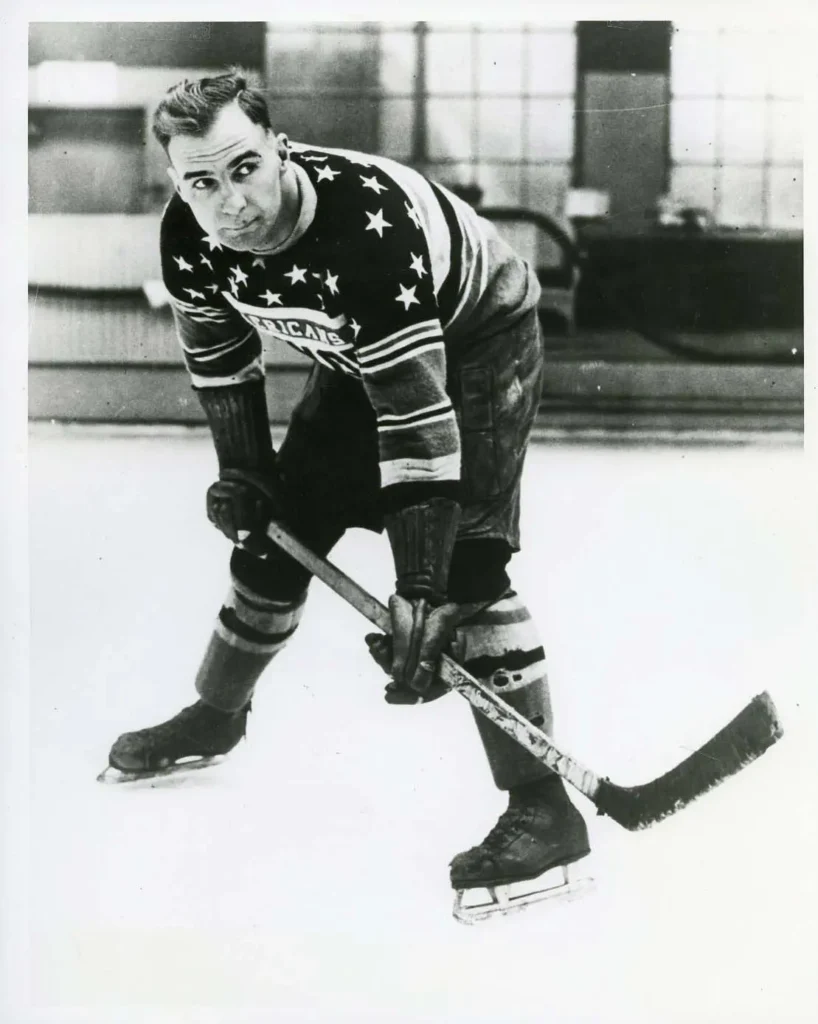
[97,699,251,783]
[450,779,593,924]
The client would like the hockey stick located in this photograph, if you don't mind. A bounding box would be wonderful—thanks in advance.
[263,520,783,831]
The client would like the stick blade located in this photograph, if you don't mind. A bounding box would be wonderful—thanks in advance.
[595,692,783,831]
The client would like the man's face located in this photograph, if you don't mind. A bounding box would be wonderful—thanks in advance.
[167,100,290,252]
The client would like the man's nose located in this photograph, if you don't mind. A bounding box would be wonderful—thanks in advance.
[221,184,247,216]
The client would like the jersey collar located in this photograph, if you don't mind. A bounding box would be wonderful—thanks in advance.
[251,162,317,256]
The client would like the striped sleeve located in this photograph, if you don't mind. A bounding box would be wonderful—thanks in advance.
[342,179,462,508]
[160,197,263,389]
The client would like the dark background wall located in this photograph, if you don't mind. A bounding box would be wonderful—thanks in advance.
[29,22,266,68]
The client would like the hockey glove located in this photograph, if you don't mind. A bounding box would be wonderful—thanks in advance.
[366,497,461,702]
[198,382,284,554]
[206,468,284,555]
[365,599,460,703]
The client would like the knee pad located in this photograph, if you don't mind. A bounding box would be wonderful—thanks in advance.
[455,591,546,694]
[230,544,313,604]
[229,515,344,603]
[215,573,308,657]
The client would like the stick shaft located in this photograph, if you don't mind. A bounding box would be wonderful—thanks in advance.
[266,520,391,631]
[264,520,602,800]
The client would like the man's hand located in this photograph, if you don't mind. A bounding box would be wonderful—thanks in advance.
[206,467,284,554]
[371,496,462,704]
[365,595,461,704]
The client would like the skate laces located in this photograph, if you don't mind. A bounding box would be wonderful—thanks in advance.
[136,702,204,742]
[478,804,536,852]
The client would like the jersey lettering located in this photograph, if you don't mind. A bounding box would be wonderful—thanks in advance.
[224,294,353,353]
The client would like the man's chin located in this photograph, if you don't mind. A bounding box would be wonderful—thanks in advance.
[219,220,265,251]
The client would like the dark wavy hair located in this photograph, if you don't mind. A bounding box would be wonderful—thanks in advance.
[152,70,273,153]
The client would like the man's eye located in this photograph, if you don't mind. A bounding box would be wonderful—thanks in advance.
[191,179,214,192]
[234,163,257,180]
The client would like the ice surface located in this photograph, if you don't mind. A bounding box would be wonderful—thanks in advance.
[15,429,817,1024]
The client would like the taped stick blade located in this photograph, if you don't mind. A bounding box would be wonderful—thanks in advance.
[594,692,783,831]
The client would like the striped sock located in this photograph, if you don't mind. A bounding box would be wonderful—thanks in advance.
[455,590,556,790]
[195,576,308,712]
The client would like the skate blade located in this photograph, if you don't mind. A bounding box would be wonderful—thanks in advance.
[453,865,594,925]
[96,755,227,785]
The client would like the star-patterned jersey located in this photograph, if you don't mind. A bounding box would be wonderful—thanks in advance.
[160,143,540,500]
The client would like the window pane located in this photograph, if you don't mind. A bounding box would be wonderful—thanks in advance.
[427,22,476,32]
[770,100,802,163]
[427,98,474,159]
[522,162,572,217]
[477,31,524,94]
[527,18,577,30]
[526,30,576,94]
[527,98,574,159]
[475,161,523,206]
[426,161,476,192]
[266,29,379,92]
[380,31,416,95]
[270,96,378,151]
[478,98,524,159]
[721,99,766,163]
[721,31,768,97]
[670,28,720,97]
[313,32,379,90]
[767,167,802,229]
[717,165,764,227]
[426,31,473,93]
[669,164,718,214]
[379,98,414,159]
[767,32,805,98]
[266,32,315,91]
[670,98,717,162]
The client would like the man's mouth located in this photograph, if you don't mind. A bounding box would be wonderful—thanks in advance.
[222,216,259,235]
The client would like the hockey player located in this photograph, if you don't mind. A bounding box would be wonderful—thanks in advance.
[103,71,591,916]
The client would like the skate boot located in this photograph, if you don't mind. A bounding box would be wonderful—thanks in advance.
[450,776,592,924]
[97,699,251,783]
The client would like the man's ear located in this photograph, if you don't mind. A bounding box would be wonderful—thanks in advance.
[167,166,182,195]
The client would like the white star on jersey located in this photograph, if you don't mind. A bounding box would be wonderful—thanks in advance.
[409,253,427,278]
[284,264,307,284]
[174,255,193,272]
[405,203,422,230]
[252,256,266,268]
[262,291,283,306]
[184,288,205,300]
[325,271,339,295]
[231,265,249,286]
[396,284,420,310]
[316,165,341,183]
[366,209,392,238]
[200,254,213,271]
[360,175,388,195]
[349,318,361,339]
[203,234,223,251]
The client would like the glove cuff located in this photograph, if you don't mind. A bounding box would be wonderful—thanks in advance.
[218,466,282,507]
[197,380,275,474]
[385,498,460,604]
